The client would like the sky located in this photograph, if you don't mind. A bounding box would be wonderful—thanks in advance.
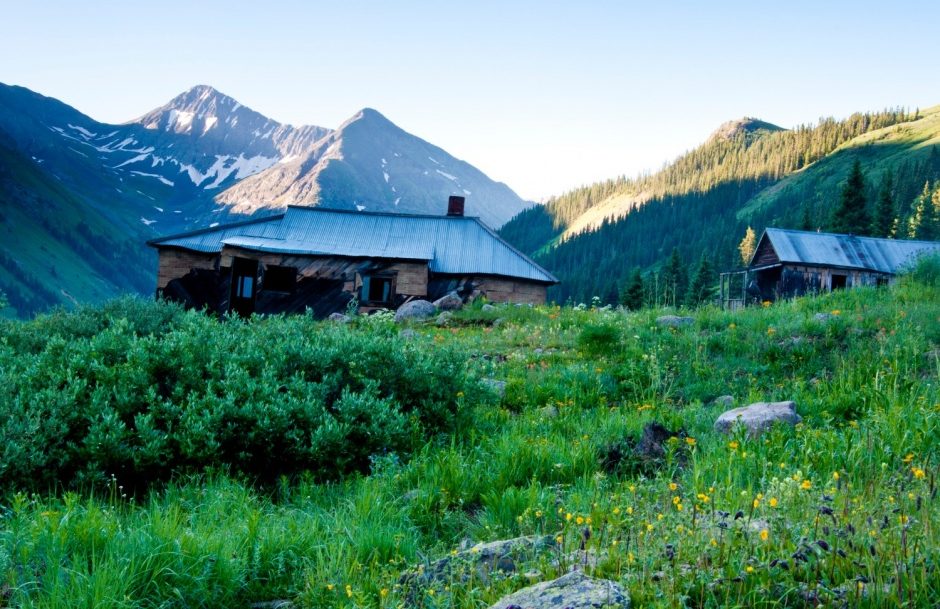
[2,0,940,201]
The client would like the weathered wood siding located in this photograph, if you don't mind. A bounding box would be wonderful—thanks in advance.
[472,277,547,304]
[752,238,780,267]
[157,250,218,289]
[218,247,429,297]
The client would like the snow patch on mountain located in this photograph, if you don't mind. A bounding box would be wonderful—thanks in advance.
[130,171,174,186]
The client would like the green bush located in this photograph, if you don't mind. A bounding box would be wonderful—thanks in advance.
[0,300,473,491]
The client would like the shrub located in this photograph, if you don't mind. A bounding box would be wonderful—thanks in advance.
[0,301,473,492]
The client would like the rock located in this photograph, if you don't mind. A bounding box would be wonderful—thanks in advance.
[433,291,464,311]
[487,571,630,609]
[436,312,453,327]
[401,535,556,590]
[656,315,694,327]
[713,395,735,408]
[493,317,506,327]
[394,300,437,322]
[538,405,559,419]
[482,303,497,312]
[533,348,544,355]
[714,400,802,435]
[636,421,677,461]
[400,329,418,340]
[483,378,507,398]
[250,602,294,609]
[327,312,350,323]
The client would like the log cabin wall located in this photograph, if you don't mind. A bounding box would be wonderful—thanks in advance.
[157,249,218,289]
[218,246,429,298]
[471,277,548,304]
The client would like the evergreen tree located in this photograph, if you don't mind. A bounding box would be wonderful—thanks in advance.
[620,268,644,310]
[661,248,688,307]
[909,182,940,240]
[907,181,932,239]
[831,159,871,235]
[872,172,896,237]
[738,227,757,265]
[799,204,813,231]
[685,253,714,307]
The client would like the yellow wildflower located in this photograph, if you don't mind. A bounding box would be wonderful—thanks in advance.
[903,453,915,464]
[769,497,778,508]
[912,467,926,479]
[728,441,739,450]
[669,482,678,491]
[759,529,769,541]
[685,437,697,447]
[800,479,812,490]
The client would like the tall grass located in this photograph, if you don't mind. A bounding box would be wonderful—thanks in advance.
[1,278,938,607]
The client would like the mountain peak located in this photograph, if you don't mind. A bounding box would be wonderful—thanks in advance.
[710,117,784,141]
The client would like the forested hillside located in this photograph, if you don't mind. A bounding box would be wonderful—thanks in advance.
[501,106,940,305]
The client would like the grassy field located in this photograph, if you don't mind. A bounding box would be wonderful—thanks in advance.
[1,265,938,608]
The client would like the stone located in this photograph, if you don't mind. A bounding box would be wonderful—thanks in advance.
[714,400,802,435]
[433,291,464,311]
[713,395,735,408]
[481,303,497,312]
[436,312,453,327]
[493,317,506,327]
[656,315,694,327]
[327,312,350,323]
[394,300,438,322]
[401,535,556,590]
[483,378,507,398]
[487,571,630,609]
[538,405,559,419]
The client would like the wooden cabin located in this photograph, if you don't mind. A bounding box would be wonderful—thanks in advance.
[147,197,557,317]
[720,228,940,308]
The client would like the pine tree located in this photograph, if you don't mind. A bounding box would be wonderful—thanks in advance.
[831,159,871,235]
[620,268,644,310]
[872,172,895,237]
[662,248,688,307]
[685,253,714,307]
[800,204,813,231]
[738,227,757,265]
[907,181,932,239]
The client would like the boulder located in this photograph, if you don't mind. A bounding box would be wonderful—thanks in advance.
[483,378,507,398]
[433,291,464,311]
[394,300,437,322]
[656,315,694,327]
[538,405,559,419]
[436,312,454,327]
[482,303,497,312]
[401,535,556,590]
[327,312,350,323]
[712,395,735,408]
[714,400,802,435]
[487,571,630,609]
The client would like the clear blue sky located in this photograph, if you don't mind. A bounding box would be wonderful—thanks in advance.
[2,0,939,200]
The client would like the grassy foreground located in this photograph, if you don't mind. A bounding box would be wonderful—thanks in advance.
[1,276,938,608]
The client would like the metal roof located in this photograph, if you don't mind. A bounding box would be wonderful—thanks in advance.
[755,228,940,274]
[147,215,284,253]
[149,206,557,283]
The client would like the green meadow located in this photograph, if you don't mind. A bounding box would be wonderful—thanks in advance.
[1,260,938,608]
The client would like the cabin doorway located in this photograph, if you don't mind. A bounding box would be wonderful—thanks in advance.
[230,257,259,316]
[831,274,847,290]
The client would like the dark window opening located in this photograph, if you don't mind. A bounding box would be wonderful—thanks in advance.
[235,275,254,298]
[361,275,394,304]
[876,275,889,287]
[264,265,297,292]
[831,274,847,290]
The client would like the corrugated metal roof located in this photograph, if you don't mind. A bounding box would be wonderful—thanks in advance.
[149,207,557,283]
[147,215,284,253]
[758,228,940,273]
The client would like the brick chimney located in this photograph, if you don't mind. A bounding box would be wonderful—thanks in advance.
[447,195,465,217]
